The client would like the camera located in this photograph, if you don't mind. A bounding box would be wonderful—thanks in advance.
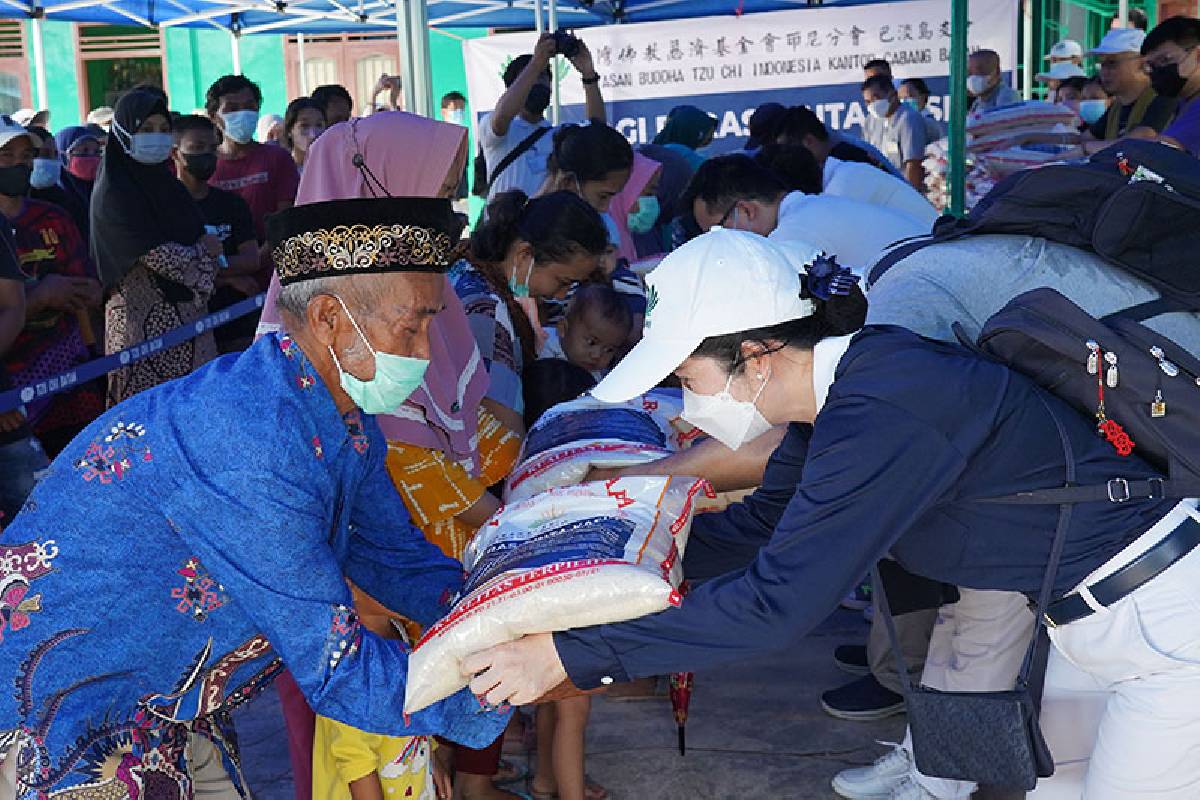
[552,30,582,58]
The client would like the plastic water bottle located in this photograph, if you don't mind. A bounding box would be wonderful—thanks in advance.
[205,225,229,269]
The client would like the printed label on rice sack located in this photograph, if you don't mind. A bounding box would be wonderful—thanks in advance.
[403,476,707,714]
[522,408,668,459]
[462,516,636,595]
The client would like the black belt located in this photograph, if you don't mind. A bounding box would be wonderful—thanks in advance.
[1043,515,1200,628]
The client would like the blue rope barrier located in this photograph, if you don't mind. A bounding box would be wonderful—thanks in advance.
[0,293,266,414]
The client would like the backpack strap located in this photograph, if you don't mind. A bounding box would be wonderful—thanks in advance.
[866,234,938,287]
[982,477,1200,505]
[487,125,551,189]
[1101,296,1195,323]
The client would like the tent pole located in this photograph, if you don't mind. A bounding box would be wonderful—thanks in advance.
[231,31,242,75]
[949,0,968,216]
[395,0,417,113]
[297,32,308,95]
[408,0,432,116]
[1117,0,1129,28]
[1022,0,1033,100]
[548,0,559,126]
[29,17,47,112]
[534,0,543,35]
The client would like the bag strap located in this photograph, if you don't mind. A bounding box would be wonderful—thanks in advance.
[866,234,938,287]
[487,125,551,188]
[875,392,1076,692]
[1101,296,1196,323]
[981,477,1200,506]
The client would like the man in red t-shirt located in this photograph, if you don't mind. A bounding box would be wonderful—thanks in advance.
[207,75,299,290]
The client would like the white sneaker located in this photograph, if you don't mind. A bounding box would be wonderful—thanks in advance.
[831,745,912,799]
[887,776,940,800]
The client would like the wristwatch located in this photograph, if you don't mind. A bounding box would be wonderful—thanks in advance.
[581,73,600,85]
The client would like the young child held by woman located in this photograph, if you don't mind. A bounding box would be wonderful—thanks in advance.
[538,283,632,381]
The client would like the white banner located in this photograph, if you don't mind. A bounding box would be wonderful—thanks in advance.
[463,0,1018,148]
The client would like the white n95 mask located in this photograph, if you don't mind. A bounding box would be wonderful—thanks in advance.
[682,370,773,451]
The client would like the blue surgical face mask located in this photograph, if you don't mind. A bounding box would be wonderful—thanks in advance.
[327,295,429,414]
[221,109,260,144]
[443,107,466,126]
[30,157,61,189]
[627,195,660,234]
[900,98,921,113]
[128,133,173,165]
[1078,99,1107,125]
[509,256,535,299]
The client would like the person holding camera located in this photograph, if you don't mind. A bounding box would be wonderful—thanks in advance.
[481,32,606,200]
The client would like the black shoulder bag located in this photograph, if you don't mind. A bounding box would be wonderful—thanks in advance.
[483,125,551,194]
[875,393,1074,790]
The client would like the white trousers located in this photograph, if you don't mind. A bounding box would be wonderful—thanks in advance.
[900,588,1036,799]
[1029,500,1200,800]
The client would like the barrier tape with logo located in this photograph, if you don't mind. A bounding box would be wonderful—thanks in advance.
[0,293,266,414]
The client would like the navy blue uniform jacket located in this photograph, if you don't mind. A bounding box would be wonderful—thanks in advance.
[555,326,1175,688]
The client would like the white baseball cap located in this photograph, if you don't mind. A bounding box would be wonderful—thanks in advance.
[0,115,33,150]
[1036,61,1088,82]
[12,108,47,127]
[86,106,114,128]
[1045,40,1083,61]
[1088,28,1146,56]
[592,228,822,403]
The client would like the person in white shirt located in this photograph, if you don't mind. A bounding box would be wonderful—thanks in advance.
[687,154,926,275]
[861,74,929,191]
[480,33,606,200]
[752,143,937,229]
[824,156,938,228]
[967,49,1023,113]
[898,78,948,144]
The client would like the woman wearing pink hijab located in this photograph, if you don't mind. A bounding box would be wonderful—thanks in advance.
[607,151,662,263]
[261,111,527,800]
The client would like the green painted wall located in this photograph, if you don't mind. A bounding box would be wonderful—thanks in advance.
[27,20,83,128]
[163,28,287,116]
[429,27,487,218]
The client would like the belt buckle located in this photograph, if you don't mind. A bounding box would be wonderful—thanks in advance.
[1107,478,1131,503]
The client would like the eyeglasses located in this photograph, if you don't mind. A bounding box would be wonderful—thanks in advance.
[717,201,739,229]
[1143,45,1197,73]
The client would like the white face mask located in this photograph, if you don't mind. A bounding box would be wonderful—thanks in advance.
[966,75,993,97]
[867,99,892,119]
[681,368,773,451]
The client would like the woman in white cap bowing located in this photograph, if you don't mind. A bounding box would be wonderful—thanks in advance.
[462,228,1200,798]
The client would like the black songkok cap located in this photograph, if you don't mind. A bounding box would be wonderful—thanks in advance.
[267,197,460,286]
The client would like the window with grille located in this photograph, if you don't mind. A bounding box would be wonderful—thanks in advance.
[0,21,25,114]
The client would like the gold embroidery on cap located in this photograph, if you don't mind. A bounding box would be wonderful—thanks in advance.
[273,224,453,282]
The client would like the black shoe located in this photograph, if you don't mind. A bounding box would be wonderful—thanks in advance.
[820,674,906,721]
[833,644,870,677]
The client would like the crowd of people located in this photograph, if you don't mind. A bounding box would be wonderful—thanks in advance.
[0,11,1199,800]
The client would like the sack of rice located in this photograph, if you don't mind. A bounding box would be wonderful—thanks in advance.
[403,475,710,713]
[506,390,699,503]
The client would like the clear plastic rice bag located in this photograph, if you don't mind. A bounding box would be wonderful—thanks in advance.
[403,475,710,714]
[505,390,700,504]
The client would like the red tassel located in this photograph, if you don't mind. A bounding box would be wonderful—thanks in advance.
[1098,419,1135,456]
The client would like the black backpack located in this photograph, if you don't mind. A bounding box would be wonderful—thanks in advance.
[870,140,1200,320]
[961,288,1200,506]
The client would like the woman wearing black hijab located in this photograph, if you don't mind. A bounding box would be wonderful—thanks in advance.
[92,87,223,404]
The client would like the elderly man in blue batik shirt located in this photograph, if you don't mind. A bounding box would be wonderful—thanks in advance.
[0,196,509,798]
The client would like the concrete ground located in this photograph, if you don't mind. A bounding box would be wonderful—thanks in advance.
[233,609,1018,800]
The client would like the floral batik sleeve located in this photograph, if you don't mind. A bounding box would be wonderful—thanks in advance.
[160,445,506,746]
